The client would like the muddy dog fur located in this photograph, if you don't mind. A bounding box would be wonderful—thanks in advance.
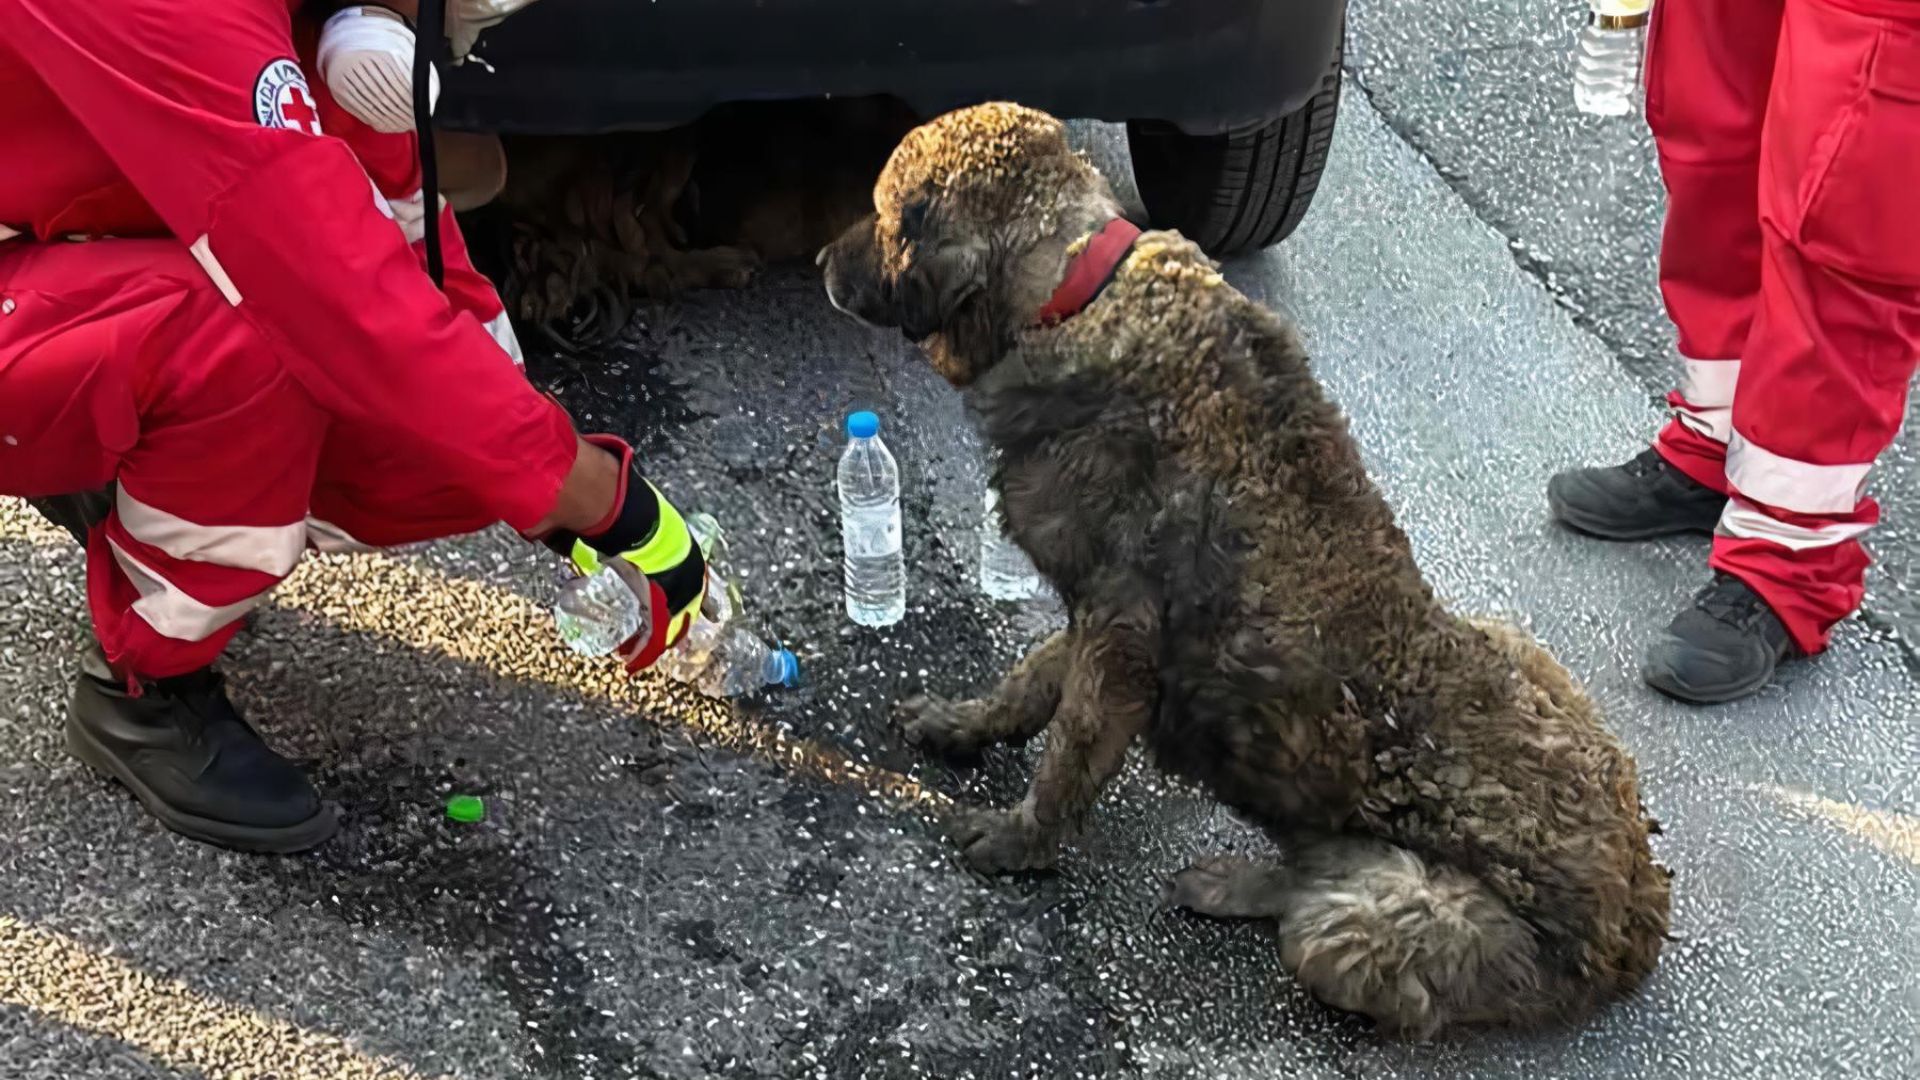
[819,104,1670,1038]
[472,98,918,349]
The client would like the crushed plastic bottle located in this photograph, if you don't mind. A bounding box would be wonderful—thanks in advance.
[691,627,801,698]
[1573,0,1651,117]
[837,411,906,627]
[979,486,1043,601]
[652,512,800,698]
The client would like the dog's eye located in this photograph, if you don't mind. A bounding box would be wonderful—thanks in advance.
[898,197,930,241]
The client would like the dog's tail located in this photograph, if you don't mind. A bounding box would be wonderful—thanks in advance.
[1177,837,1583,1038]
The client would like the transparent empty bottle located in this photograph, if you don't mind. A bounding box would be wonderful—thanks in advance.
[692,628,801,698]
[654,512,801,699]
[1573,0,1651,117]
[837,411,906,627]
[979,486,1042,601]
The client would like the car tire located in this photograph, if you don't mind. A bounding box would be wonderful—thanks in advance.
[1125,30,1343,257]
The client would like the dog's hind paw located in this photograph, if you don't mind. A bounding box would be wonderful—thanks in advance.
[1164,855,1294,919]
[895,695,997,757]
[949,807,1057,875]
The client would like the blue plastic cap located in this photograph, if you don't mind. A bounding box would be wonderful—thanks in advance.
[846,411,880,439]
[773,649,801,688]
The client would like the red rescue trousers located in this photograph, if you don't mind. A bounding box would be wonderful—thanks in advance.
[1647,0,1920,653]
[0,240,520,677]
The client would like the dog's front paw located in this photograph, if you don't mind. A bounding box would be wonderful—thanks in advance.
[896,695,996,757]
[949,807,1056,875]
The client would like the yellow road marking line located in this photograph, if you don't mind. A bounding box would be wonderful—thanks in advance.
[1,499,69,545]
[1763,785,1920,867]
[266,548,953,813]
[0,915,449,1080]
[0,499,951,814]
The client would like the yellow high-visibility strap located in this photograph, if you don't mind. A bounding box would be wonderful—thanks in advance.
[568,482,693,577]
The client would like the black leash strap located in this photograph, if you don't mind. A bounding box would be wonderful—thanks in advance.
[414,0,445,288]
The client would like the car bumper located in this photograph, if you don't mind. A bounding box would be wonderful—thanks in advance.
[439,0,1347,136]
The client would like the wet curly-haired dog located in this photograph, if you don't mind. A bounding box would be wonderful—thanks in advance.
[819,103,1670,1038]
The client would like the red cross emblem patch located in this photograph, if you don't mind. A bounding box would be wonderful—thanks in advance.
[253,58,323,136]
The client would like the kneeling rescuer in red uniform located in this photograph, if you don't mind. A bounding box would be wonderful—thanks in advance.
[0,0,703,852]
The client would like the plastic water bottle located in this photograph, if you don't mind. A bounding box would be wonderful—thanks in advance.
[979,486,1042,601]
[656,600,801,698]
[694,628,801,698]
[654,512,802,698]
[1573,0,1651,117]
[837,411,906,627]
[553,513,798,697]
[554,565,644,656]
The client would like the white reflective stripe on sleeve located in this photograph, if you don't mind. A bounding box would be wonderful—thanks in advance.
[1717,501,1874,552]
[305,517,379,554]
[108,540,266,643]
[1725,430,1873,515]
[188,235,242,306]
[483,310,525,368]
[1678,357,1740,408]
[117,488,307,576]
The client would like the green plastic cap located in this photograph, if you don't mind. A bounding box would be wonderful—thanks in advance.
[446,794,486,823]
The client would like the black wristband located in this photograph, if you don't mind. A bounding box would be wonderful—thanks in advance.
[586,473,661,558]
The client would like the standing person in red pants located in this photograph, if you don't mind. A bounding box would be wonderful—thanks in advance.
[0,0,705,853]
[1549,0,1920,703]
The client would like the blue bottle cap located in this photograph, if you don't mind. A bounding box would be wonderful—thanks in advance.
[772,649,801,688]
[846,411,880,439]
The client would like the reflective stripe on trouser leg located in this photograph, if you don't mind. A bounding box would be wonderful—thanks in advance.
[115,486,307,576]
[89,517,294,680]
[1655,358,1740,492]
[94,489,312,677]
[1711,492,1874,656]
[1714,428,1891,656]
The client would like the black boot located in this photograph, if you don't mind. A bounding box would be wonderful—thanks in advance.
[1643,574,1798,705]
[67,646,338,853]
[1548,448,1727,541]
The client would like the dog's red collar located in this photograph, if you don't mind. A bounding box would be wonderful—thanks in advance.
[1032,218,1143,327]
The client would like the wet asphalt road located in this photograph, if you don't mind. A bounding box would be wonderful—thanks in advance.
[2,4,1917,1078]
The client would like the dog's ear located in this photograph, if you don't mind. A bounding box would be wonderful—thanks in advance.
[897,236,987,341]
